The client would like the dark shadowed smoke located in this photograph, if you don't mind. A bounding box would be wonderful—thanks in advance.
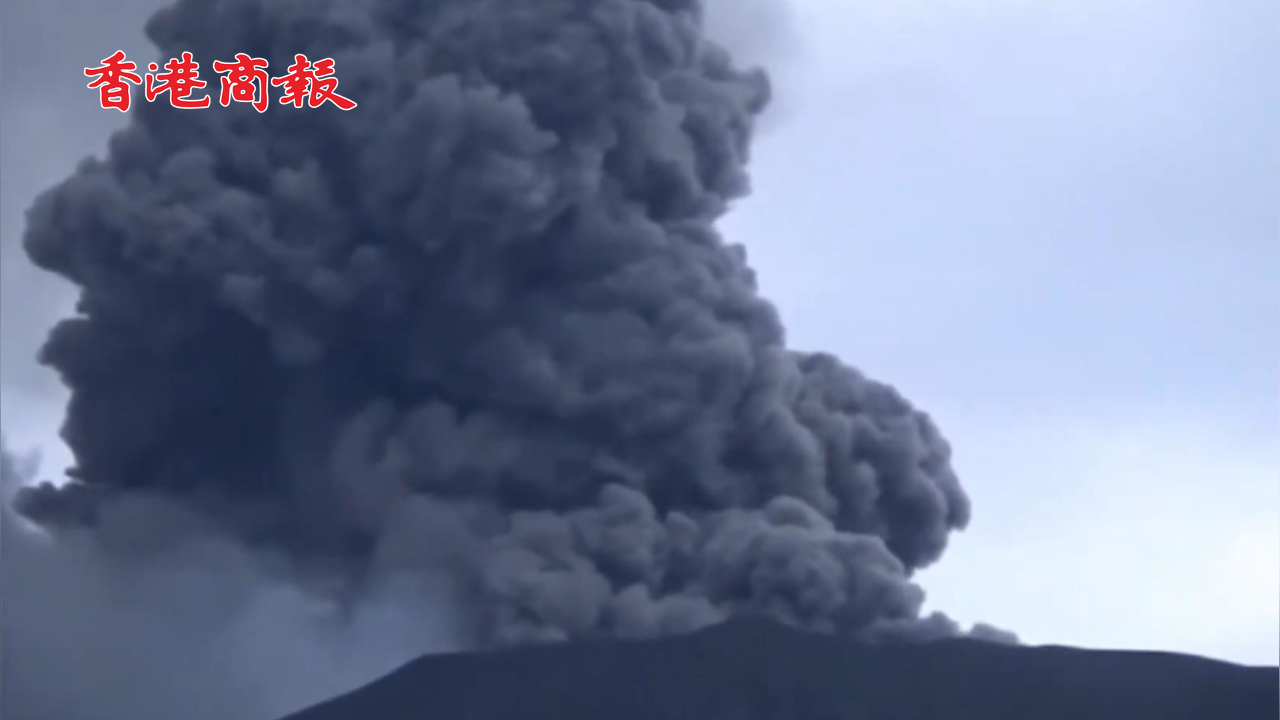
[15,0,998,646]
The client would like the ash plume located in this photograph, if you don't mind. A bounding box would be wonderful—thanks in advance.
[11,0,998,662]
[2,436,470,720]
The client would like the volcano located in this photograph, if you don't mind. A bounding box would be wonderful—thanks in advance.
[279,618,1278,720]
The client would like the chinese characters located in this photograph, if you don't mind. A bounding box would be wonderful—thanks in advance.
[84,51,142,112]
[84,51,356,112]
[273,55,357,110]
[212,53,271,112]
[144,52,210,108]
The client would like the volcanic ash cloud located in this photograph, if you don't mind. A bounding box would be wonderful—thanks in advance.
[14,0,995,649]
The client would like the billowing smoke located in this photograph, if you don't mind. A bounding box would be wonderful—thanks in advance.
[5,0,1009,714]
[2,436,470,719]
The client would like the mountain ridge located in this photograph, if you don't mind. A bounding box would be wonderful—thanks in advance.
[280,617,1278,720]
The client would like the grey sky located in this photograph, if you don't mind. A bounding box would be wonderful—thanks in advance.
[2,0,1276,677]
[724,0,1279,663]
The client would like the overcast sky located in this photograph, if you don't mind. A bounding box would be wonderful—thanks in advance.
[2,0,1277,668]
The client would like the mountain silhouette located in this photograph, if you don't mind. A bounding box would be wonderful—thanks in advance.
[280,617,1278,720]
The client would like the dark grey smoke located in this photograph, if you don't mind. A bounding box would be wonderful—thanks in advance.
[2,435,471,720]
[14,0,990,650]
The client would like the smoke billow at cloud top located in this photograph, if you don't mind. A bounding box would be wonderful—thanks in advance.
[4,0,1010,715]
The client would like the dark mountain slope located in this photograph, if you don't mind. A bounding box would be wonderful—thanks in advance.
[281,617,1278,720]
